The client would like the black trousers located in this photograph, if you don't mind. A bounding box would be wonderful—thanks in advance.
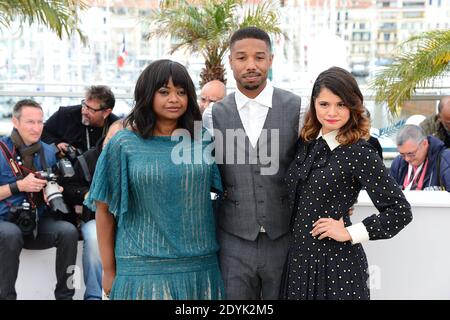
[0,214,78,300]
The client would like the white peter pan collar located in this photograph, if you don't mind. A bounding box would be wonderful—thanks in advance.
[317,130,341,151]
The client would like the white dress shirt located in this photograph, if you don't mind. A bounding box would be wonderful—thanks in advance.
[202,103,214,135]
[318,129,370,245]
[202,81,305,141]
[234,82,273,148]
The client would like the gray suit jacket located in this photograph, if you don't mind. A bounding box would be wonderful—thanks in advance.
[212,88,301,241]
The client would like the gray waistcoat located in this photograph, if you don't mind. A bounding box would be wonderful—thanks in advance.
[212,87,301,241]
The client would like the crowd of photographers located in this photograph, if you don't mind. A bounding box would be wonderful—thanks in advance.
[0,86,118,300]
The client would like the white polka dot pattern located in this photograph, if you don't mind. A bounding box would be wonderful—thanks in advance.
[281,138,412,300]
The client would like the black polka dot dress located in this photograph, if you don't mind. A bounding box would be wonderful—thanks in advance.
[280,137,412,300]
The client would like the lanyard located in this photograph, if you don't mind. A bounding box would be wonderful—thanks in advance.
[85,127,91,150]
[403,159,428,190]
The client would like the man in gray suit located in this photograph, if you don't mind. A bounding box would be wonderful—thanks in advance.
[203,27,303,299]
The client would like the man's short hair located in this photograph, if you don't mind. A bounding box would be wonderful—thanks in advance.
[13,99,42,119]
[438,96,450,114]
[85,85,115,110]
[396,124,426,146]
[230,26,272,52]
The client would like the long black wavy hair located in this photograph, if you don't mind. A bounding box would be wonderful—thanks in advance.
[124,59,201,138]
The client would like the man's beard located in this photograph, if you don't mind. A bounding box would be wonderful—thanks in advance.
[81,116,90,126]
[243,84,261,91]
[240,76,266,91]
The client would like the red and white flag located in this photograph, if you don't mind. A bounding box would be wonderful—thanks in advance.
[117,34,128,68]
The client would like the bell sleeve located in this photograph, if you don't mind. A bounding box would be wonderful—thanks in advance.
[83,132,129,226]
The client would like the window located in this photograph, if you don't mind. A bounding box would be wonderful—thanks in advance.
[403,1,425,7]
[380,12,396,19]
[139,9,152,17]
[381,22,396,30]
[403,11,424,18]
[353,32,361,41]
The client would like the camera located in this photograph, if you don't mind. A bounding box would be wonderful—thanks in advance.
[48,144,77,177]
[57,158,75,178]
[49,142,82,165]
[8,200,38,236]
[36,162,75,215]
[65,145,83,163]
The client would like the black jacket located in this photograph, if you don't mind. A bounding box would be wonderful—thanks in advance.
[42,105,119,153]
[62,137,104,208]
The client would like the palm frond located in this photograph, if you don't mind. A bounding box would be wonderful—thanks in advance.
[371,29,450,116]
[240,0,284,37]
[0,0,88,42]
[144,0,283,86]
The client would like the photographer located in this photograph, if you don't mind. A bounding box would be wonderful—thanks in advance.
[41,85,119,155]
[41,85,119,227]
[62,119,124,300]
[0,99,78,300]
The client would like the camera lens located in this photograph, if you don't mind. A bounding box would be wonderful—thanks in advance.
[16,210,36,236]
[44,181,70,214]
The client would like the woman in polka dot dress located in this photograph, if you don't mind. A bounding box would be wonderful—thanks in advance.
[280,67,412,300]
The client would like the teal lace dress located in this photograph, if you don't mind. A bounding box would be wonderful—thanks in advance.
[84,129,224,300]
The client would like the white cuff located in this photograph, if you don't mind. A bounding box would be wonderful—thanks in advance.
[346,222,370,245]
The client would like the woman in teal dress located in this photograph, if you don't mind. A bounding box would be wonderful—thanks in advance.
[84,60,225,300]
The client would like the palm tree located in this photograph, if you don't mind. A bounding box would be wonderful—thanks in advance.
[145,0,283,87]
[371,29,450,117]
[0,0,87,41]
